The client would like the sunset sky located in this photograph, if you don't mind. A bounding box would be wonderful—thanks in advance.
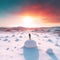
[0,0,60,27]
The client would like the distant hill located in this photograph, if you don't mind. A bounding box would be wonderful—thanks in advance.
[0,26,60,33]
[0,27,26,32]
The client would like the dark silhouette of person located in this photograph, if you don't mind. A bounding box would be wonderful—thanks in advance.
[29,34,31,40]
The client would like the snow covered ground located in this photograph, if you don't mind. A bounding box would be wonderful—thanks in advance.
[0,31,60,60]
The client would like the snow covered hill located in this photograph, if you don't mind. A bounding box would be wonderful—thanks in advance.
[0,30,60,60]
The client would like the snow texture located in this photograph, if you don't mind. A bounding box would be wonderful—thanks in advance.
[0,30,60,60]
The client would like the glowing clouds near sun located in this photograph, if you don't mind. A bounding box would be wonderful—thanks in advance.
[20,16,43,28]
[19,4,60,25]
[22,16,34,27]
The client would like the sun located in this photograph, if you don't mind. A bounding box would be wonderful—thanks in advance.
[23,16,33,23]
[22,16,34,28]
[21,16,43,28]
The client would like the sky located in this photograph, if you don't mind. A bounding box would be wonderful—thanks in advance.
[0,0,60,27]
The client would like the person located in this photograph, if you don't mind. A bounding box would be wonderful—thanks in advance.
[29,34,31,40]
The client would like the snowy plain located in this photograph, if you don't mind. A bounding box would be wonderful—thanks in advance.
[0,30,60,60]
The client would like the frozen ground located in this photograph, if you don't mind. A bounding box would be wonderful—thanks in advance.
[0,31,60,60]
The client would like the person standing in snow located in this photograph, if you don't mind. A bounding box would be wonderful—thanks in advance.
[29,34,31,40]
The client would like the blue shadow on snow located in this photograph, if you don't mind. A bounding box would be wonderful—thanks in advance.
[23,47,39,60]
[46,48,58,60]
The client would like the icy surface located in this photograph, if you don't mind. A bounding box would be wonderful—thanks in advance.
[0,31,60,60]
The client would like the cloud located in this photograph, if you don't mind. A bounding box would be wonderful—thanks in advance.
[42,17,60,23]
[0,0,60,24]
[0,0,60,13]
[19,4,60,17]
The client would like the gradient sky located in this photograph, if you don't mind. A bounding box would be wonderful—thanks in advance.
[0,0,60,27]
